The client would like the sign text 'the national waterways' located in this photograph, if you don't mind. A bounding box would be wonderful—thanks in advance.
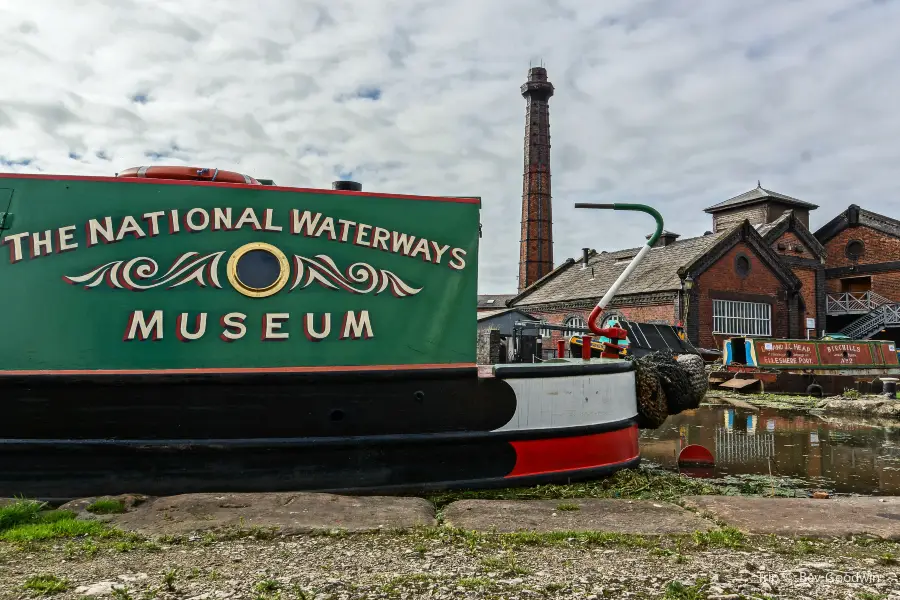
[1,207,469,344]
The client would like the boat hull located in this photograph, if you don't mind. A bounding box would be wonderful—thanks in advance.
[0,361,640,500]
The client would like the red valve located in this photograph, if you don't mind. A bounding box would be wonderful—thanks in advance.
[597,326,627,359]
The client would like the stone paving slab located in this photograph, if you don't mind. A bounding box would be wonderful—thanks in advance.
[62,492,436,536]
[683,496,900,539]
[442,498,714,534]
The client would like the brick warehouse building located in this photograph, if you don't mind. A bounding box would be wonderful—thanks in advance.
[486,66,900,355]
[505,186,900,352]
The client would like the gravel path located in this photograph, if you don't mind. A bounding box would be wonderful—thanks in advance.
[2,532,899,600]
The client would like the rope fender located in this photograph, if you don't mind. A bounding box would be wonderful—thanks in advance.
[629,350,707,429]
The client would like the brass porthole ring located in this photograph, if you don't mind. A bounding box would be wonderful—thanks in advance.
[226,242,290,298]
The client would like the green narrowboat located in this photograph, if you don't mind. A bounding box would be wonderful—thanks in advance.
[0,168,700,499]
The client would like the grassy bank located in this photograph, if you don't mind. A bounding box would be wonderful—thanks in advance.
[708,390,900,418]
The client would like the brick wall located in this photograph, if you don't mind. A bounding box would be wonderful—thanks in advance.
[521,302,675,353]
[713,205,768,232]
[823,272,900,302]
[791,266,817,326]
[693,242,791,348]
[824,226,900,269]
[772,231,817,260]
[476,328,501,364]
[824,226,900,303]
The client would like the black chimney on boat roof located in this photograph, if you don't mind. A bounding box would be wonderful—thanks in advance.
[332,180,362,191]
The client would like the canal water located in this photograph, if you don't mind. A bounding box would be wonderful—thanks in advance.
[640,403,900,495]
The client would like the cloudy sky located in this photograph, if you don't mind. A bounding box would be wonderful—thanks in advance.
[2,0,898,293]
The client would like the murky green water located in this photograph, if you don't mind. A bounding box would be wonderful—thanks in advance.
[640,403,900,495]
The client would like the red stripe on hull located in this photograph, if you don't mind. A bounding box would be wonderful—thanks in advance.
[506,425,640,478]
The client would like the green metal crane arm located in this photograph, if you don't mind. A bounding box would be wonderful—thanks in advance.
[573,202,665,335]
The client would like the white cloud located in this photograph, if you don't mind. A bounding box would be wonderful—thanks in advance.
[2,0,899,293]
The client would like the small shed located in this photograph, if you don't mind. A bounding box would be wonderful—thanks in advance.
[477,308,542,364]
[476,308,539,336]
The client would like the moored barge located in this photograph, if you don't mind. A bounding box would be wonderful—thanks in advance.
[0,169,699,499]
[715,336,900,395]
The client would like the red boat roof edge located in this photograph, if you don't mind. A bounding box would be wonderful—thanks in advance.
[0,172,482,205]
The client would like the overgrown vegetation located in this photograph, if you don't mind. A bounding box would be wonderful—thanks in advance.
[0,500,110,542]
[86,498,127,514]
[428,463,818,506]
[428,465,723,507]
[663,578,710,600]
[23,574,69,596]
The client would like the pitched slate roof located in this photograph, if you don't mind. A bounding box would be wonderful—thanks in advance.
[511,231,726,307]
[814,204,900,244]
[477,294,515,309]
[704,185,818,213]
[476,307,535,321]
[753,209,795,239]
[754,210,826,259]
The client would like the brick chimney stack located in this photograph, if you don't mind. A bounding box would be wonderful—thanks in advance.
[517,66,555,292]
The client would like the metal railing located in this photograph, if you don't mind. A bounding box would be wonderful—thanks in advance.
[825,291,891,315]
[837,302,900,339]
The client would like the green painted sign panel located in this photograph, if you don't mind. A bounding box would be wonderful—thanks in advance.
[0,176,480,371]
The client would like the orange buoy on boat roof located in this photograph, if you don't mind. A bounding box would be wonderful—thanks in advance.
[117,166,260,185]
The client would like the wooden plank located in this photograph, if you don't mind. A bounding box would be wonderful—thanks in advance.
[718,378,760,390]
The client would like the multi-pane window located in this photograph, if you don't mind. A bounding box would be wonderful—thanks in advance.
[539,321,553,337]
[565,316,587,338]
[712,300,771,337]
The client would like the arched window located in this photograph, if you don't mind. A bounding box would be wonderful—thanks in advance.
[601,312,623,328]
[564,316,586,338]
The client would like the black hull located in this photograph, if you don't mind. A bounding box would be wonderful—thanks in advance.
[0,368,517,440]
[1,424,640,501]
[0,364,641,500]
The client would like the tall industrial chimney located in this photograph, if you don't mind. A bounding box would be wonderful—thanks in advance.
[517,66,554,292]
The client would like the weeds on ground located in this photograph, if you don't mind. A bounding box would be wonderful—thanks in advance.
[427,465,722,507]
[480,552,531,577]
[86,498,126,514]
[111,586,133,600]
[0,499,44,530]
[162,568,177,592]
[663,578,709,600]
[23,574,69,596]
[0,500,109,542]
[691,527,744,549]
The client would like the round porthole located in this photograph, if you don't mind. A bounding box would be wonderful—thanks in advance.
[226,242,290,298]
[845,240,865,262]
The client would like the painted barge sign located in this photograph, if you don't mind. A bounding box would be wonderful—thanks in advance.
[0,175,480,372]
[736,338,899,369]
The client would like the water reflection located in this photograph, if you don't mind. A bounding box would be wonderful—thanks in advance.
[640,404,900,495]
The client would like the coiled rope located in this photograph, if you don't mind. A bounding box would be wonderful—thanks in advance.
[629,350,707,429]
